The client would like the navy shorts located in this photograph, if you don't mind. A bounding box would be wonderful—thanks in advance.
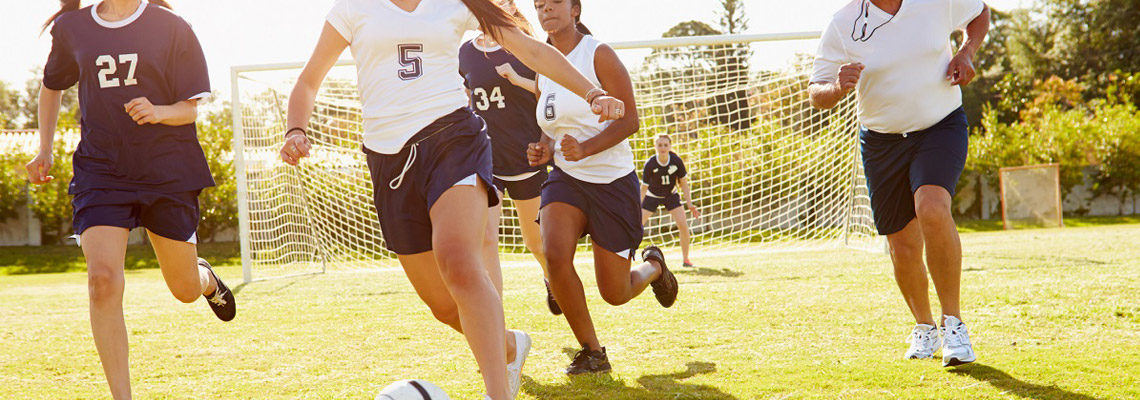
[72,189,201,243]
[540,167,643,259]
[642,192,681,212]
[493,168,548,201]
[365,108,498,255]
[860,107,969,235]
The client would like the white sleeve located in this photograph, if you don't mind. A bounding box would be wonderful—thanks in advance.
[325,0,355,43]
[461,6,481,32]
[950,0,986,31]
[810,21,847,84]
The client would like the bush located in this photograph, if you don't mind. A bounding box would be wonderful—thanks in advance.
[0,151,28,221]
[196,106,238,242]
[27,139,75,244]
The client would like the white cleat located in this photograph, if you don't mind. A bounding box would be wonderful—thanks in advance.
[507,330,531,399]
[941,315,976,367]
[904,323,941,359]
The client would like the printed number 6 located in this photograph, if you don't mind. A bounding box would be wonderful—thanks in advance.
[398,44,423,80]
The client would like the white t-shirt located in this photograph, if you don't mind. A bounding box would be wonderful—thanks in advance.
[811,0,985,134]
[535,35,635,184]
[326,0,480,154]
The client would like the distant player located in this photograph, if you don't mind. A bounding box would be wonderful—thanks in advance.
[528,0,679,375]
[279,0,624,398]
[640,134,701,267]
[809,0,990,366]
[26,1,236,398]
[458,0,561,316]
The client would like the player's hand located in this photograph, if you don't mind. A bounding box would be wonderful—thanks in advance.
[280,132,312,166]
[688,203,701,218]
[125,97,165,125]
[946,52,976,86]
[590,95,625,122]
[495,63,520,84]
[25,151,54,185]
[837,63,864,93]
[527,141,552,167]
[560,135,588,162]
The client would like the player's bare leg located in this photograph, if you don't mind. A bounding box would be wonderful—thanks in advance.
[81,226,132,400]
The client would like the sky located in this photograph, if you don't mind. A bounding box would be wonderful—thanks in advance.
[2,0,1027,96]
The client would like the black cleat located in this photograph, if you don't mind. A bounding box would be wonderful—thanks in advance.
[643,246,677,308]
[199,258,236,322]
[566,347,611,375]
[682,261,695,268]
[545,280,563,315]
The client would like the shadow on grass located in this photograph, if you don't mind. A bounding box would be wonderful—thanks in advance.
[0,242,241,275]
[674,266,744,278]
[523,357,736,400]
[950,363,1103,400]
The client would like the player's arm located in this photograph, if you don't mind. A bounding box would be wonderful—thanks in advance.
[124,98,199,126]
[679,176,700,217]
[282,23,349,165]
[496,63,537,94]
[496,26,622,121]
[808,63,862,110]
[558,45,638,161]
[947,4,990,86]
[640,183,648,202]
[26,84,63,185]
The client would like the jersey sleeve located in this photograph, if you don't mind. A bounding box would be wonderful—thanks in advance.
[809,20,847,84]
[43,22,79,91]
[950,0,986,31]
[169,21,212,102]
[674,155,688,179]
[461,6,481,32]
[326,0,356,43]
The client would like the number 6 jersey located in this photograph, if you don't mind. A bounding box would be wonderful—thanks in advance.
[326,0,482,154]
[44,3,214,194]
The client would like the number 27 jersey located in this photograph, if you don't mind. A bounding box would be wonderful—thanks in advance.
[44,4,214,194]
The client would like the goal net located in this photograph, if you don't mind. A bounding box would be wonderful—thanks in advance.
[1000,164,1063,229]
[232,33,876,282]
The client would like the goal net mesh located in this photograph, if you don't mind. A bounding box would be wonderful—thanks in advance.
[233,35,876,281]
[1000,164,1063,229]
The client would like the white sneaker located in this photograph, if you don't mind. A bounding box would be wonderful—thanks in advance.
[507,330,531,399]
[941,315,976,367]
[903,323,941,359]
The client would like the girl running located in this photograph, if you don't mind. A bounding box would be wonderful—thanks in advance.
[527,0,679,375]
[640,134,701,267]
[28,1,236,398]
[458,0,561,316]
[280,0,624,397]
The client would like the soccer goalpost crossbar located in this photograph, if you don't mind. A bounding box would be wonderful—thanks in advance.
[231,32,878,284]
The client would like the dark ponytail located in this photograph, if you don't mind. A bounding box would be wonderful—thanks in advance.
[545,0,591,44]
[460,0,527,41]
[43,0,173,32]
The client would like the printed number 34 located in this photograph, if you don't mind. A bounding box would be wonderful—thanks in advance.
[398,44,423,80]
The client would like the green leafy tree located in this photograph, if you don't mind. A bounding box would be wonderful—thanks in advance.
[27,139,75,244]
[0,152,29,221]
[0,81,22,129]
[195,104,238,242]
[20,67,81,130]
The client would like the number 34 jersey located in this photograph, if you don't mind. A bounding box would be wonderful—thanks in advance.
[44,3,214,194]
[458,40,544,177]
[327,0,481,154]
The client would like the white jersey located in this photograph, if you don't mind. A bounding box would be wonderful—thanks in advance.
[810,0,985,134]
[535,35,635,184]
[326,0,480,154]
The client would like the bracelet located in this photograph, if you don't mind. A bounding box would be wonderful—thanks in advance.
[585,87,608,105]
[285,127,306,138]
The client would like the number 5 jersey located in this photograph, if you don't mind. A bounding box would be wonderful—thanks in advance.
[44,2,214,194]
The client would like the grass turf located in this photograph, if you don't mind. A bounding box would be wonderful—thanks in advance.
[1,224,1138,399]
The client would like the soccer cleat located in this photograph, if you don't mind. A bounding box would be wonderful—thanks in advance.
[199,258,236,322]
[566,347,611,375]
[682,261,695,268]
[903,323,941,359]
[941,315,976,367]
[642,246,678,308]
[545,280,562,315]
[507,330,531,399]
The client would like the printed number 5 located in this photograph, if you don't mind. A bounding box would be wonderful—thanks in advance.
[398,44,423,80]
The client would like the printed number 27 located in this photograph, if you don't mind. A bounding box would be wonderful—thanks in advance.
[398,44,423,80]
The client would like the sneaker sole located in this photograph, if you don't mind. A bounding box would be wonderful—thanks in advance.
[943,357,975,367]
[643,246,677,308]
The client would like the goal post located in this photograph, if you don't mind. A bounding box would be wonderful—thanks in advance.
[232,32,877,283]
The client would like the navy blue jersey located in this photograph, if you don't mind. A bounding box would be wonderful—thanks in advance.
[458,40,543,177]
[44,4,214,194]
[642,152,687,197]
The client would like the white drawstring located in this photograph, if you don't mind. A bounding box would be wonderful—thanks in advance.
[389,143,418,190]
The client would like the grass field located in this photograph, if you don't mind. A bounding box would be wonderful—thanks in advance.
[2,223,1139,399]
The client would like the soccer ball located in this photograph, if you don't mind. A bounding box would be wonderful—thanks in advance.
[375,379,451,400]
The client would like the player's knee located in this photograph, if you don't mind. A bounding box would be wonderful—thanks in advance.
[543,244,575,275]
[86,264,124,303]
[434,253,483,292]
[428,304,461,329]
[889,237,923,262]
[599,287,630,306]
[915,195,952,226]
[170,284,201,304]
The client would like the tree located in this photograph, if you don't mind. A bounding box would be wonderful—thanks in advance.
[20,67,81,130]
[0,81,22,129]
[195,104,238,242]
